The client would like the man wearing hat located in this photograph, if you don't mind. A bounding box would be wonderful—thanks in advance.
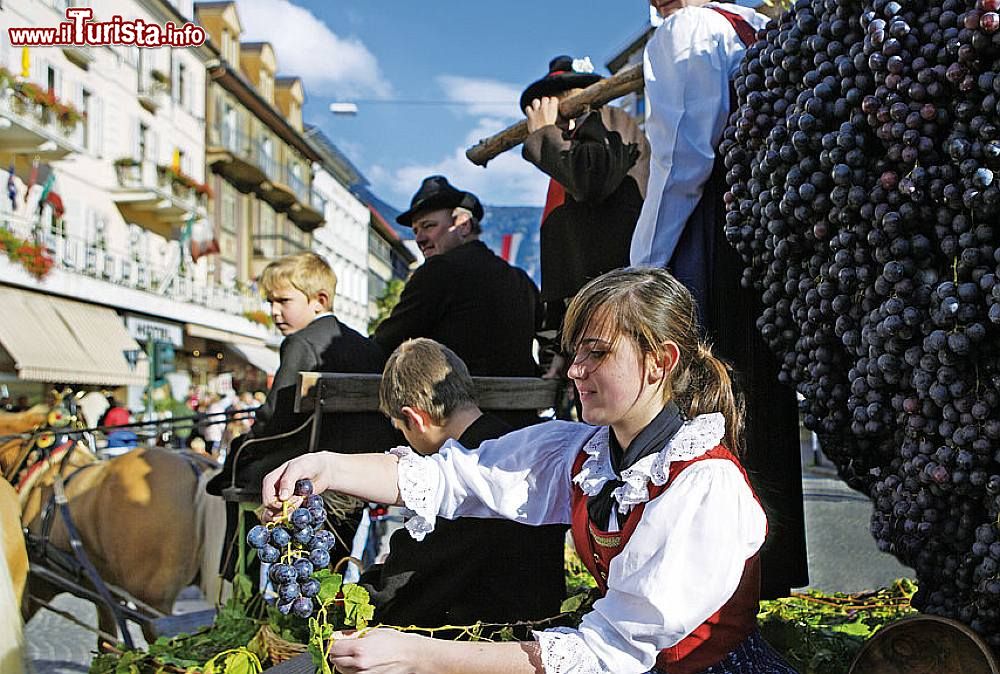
[374,177,541,405]
[520,55,650,377]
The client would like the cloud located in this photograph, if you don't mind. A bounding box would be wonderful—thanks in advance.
[369,77,546,207]
[435,75,523,120]
[234,0,390,98]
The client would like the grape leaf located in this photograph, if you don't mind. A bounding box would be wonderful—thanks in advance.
[317,572,343,605]
[223,651,260,674]
[829,620,873,637]
[560,593,586,613]
[342,583,375,628]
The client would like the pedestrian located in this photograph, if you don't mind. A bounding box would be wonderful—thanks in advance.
[634,0,808,598]
[263,267,799,674]
[521,55,650,378]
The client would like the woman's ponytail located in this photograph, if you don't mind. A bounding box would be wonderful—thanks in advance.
[675,342,746,454]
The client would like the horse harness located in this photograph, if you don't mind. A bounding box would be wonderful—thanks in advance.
[19,435,214,649]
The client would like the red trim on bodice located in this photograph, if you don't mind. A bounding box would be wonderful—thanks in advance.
[569,444,763,674]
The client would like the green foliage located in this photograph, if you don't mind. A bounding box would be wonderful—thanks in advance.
[368,278,405,335]
[88,600,261,674]
[757,579,918,674]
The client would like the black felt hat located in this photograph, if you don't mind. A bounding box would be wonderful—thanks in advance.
[396,175,484,227]
[519,55,604,113]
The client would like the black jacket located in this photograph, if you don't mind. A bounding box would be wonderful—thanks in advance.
[374,240,541,378]
[207,315,394,495]
[361,414,567,628]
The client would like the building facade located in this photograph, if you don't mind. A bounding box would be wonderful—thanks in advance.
[304,125,370,335]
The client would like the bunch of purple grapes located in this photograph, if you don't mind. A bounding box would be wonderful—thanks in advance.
[723,0,1000,644]
[246,478,336,618]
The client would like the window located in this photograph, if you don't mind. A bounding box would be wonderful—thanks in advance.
[81,88,91,149]
[46,65,61,98]
[220,185,237,234]
[138,123,149,162]
[369,271,387,301]
[177,62,187,108]
[221,30,231,63]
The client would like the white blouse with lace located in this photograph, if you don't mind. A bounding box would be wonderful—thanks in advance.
[630,3,770,269]
[389,413,767,674]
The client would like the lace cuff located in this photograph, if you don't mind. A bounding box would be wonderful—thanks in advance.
[388,446,438,542]
[533,627,604,674]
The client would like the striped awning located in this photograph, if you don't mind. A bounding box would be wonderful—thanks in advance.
[0,286,148,386]
[228,342,280,375]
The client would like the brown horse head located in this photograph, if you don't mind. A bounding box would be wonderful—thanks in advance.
[0,407,49,477]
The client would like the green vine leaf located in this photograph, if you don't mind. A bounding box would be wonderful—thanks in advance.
[342,583,375,628]
[317,572,344,605]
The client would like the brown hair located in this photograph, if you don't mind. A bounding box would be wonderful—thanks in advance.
[379,338,478,425]
[259,252,337,310]
[561,267,745,453]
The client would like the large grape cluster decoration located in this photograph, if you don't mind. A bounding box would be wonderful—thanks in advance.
[246,478,337,618]
[722,0,1000,643]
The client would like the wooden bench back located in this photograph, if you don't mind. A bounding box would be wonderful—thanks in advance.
[294,372,560,414]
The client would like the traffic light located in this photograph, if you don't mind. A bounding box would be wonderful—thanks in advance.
[152,340,176,382]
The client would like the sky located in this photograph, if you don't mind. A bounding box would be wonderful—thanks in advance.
[231,0,652,211]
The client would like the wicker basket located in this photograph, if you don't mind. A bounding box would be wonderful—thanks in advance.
[255,623,308,664]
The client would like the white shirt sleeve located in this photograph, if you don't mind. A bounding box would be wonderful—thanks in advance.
[630,6,748,268]
[535,459,767,674]
[392,421,598,540]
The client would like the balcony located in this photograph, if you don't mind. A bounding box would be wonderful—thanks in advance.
[286,177,325,232]
[1,210,269,321]
[258,159,297,212]
[207,124,269,193]
[112,159,208,238]
[0,84,85,160]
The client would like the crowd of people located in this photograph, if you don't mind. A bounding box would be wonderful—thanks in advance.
[204,2,808,672]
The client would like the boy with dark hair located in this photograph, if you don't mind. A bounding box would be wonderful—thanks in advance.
[361,338,566,628]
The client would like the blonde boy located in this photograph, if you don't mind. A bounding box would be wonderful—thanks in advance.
[207,252,388,578]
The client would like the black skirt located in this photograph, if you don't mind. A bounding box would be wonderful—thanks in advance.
[668,155,809,599]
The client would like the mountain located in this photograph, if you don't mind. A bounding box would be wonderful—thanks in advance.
[480,205,542,285]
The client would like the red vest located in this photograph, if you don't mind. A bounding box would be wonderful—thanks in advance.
[570,445,762,674]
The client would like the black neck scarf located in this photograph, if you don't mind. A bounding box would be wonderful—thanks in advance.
[587,402,684,527]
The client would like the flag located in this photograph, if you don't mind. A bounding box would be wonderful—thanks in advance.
[20,47,30,79]
[37,172,55,206]
[191,237,220,262]
[178,214,194,273]
[6,163,16,211]
[45,191,65,218]
[500,232,523,264]
[172,148,181,173]
[23,157,38,204]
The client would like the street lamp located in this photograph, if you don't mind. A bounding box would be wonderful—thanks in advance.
[329,102,359,116]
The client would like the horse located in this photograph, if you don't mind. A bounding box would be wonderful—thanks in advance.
[0,477,28,674]
[0,403,226,644]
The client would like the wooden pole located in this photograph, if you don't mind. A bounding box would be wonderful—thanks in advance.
[465,63,645,167]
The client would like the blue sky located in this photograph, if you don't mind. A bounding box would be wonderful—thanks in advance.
[232,0,651,210]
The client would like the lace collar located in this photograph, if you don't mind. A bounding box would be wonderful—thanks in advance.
[572,413,727,514]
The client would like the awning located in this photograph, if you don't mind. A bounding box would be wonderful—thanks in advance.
[0,286,148,386]
[228,343,280,375]
[185,323,268,346]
